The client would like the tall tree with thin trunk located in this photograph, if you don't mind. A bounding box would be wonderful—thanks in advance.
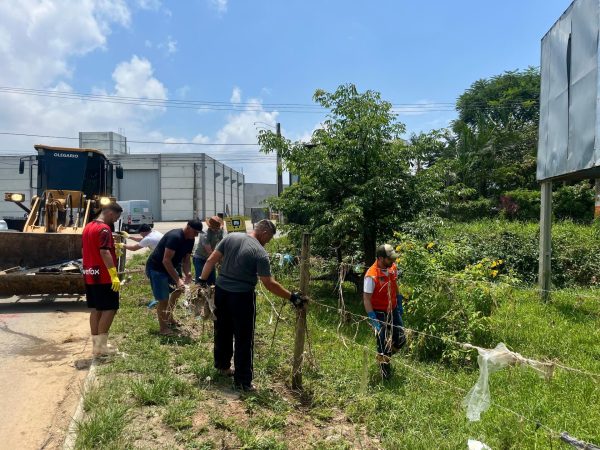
[258,84,415,266]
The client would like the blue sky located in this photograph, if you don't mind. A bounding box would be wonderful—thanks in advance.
[0,0,573,181]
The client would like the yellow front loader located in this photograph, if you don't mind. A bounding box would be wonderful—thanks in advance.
[0,145,124,297]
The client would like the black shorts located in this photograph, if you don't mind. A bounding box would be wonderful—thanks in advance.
[85,283,120,311]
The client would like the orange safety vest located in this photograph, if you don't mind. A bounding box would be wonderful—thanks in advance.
[365,261,398,312]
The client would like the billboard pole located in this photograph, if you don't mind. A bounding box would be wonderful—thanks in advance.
[595,180,600,218]
[538,181,552,301]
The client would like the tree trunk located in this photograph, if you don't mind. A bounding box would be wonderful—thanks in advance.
[363,227,376,267]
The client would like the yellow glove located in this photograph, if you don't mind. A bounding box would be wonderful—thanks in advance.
[115,242,124,257]
[108,267,121,292]
[118,230,130,239]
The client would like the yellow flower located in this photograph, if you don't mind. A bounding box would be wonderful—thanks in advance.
[427,242,435,249]
[491,270,498,278]
[396,245,402,252]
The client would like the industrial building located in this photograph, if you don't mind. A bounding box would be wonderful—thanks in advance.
[243,182,287,217]
[0,132,245,222]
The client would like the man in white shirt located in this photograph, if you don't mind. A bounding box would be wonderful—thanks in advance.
[123,224,163,252]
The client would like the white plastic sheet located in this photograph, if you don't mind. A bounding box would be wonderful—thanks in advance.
[468,439,491,450]
[462,343,555,421]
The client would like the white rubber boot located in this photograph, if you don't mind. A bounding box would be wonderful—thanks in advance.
[97,333,118,356]
[91,335,102,357]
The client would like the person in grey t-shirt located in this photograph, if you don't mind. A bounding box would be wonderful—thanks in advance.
[198,219,307,391]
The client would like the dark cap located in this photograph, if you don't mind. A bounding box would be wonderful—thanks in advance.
[138,224,152,233]
[187,219,203,232]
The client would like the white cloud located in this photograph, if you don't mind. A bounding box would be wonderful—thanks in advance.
[0,0,284,184]
[0,0,130,86]
[113,55,167,102]
[230,86,242,104]
[136,0,161,10]
[209,0,228,14]
[0,1,170,155]
[158,35,177,54]
[176,85,190,99]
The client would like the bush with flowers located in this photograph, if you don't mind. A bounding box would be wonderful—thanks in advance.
[393,233,517,365]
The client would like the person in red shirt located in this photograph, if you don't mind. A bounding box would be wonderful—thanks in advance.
[363,244,406,379]
[82,202,123,357]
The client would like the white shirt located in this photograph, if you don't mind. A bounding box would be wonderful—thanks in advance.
[139,230,163,250]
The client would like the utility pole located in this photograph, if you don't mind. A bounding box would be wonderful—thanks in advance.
[193,162,199,219]
[276,122,283,197]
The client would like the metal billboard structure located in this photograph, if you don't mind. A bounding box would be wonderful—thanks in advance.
[537,0,600,182]
[537,0,600,299]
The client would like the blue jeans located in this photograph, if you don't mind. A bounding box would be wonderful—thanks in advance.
[146,267,176,302]
[194,256,216,284]
[374,306,406,357]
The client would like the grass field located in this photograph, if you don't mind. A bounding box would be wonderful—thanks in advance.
[75,252,600,449]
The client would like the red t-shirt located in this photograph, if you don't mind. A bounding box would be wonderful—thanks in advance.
[82,220,116,285]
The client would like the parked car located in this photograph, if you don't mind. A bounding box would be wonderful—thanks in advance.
[0,220,8,231]
[118,200,154,232]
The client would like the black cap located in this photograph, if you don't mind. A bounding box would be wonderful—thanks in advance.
[187,219,203,232]
[139,224,152,233]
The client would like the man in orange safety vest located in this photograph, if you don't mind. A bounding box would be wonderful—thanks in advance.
[363,244,406,379]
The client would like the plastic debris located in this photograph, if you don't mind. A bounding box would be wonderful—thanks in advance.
[468,439,491,450]
[462,343,555,421]
[147,299,158,309]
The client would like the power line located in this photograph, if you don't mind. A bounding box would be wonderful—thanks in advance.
[0,131,261,146]
[0,85,539,115]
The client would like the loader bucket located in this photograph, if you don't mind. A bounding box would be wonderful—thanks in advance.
[0,273,84,296]
[0,232,84,296]
[0,232,82,271]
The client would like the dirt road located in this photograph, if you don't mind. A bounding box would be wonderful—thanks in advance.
[0,298,91,450]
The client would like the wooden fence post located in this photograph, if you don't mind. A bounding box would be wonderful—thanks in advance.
[292,233,311,390]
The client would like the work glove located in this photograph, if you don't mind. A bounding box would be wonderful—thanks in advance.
[396,294,404,316]
[367,311,381,333]
[115,242,124,258]
[289,292,308,309]
[118,230,129,239]
[108,267,121,292]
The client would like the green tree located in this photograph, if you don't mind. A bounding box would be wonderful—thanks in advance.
[258,84,415,265]
[451,67,540,198]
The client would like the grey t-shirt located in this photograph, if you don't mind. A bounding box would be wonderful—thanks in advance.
[215,233,271,292]
[194,228,224,259]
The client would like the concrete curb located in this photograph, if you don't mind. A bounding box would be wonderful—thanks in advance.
[62,357,98,450]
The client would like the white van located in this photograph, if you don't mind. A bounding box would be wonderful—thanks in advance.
[118,200,154,232]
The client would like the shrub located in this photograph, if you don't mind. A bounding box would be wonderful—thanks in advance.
[500,189,540,220]
[394,235,507,364]
[554,182,594,222]
[435,220,600,287]
[445,198,495,221]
